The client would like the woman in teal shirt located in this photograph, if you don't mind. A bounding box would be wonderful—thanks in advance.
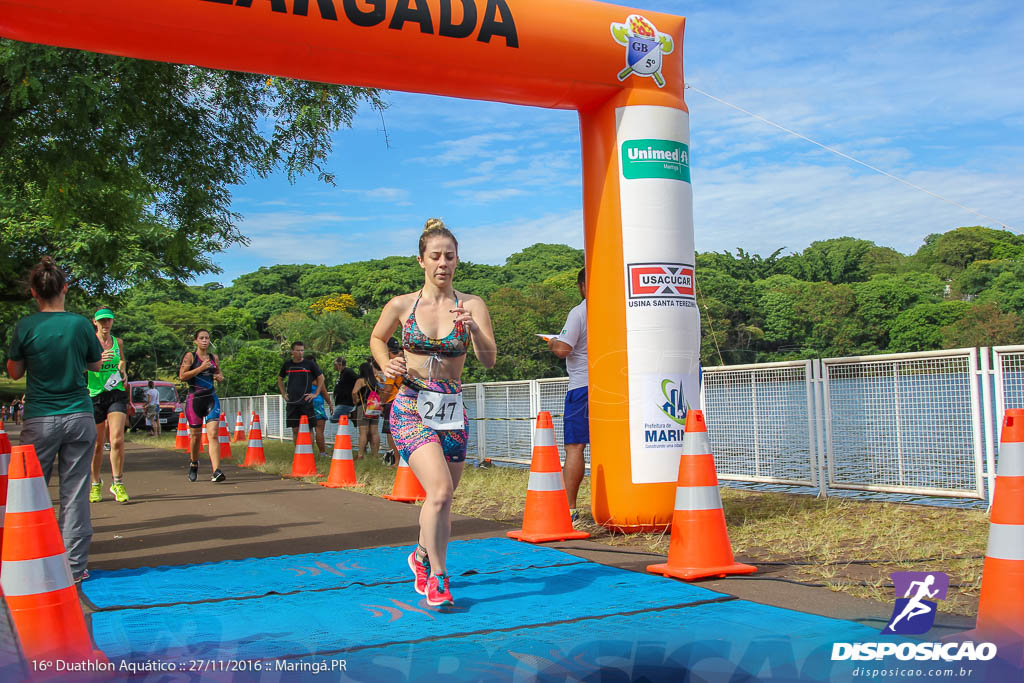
[6,256,104,583]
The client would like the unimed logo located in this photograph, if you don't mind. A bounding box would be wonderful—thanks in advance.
[627,263,694,299]
[621,139,690,181]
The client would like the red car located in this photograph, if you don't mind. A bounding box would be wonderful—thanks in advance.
[126,380,183,432]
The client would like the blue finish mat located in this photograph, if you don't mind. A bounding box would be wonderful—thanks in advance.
[286,600,883,682]
[82,538,587,608]
[91,560,723,661]
[87,538,1016,682]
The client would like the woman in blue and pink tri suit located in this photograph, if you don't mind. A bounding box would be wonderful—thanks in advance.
[178,329,226,483]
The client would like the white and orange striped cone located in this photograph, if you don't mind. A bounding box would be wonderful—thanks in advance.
[173,413,190,451]
[232,411,246,442]
[508,411,589,543]
[383,457,426,502]
[321,416,363,488]
[968,408,1024,647]
[217,413,233,461]
[647,410,756,581]
[0,440,9,570]
[1,445,107,665]
[200,429,209,451]
[286,415,318,478]
[0,421,11,455]
[242,414,266,468]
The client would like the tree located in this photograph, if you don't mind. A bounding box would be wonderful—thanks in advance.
[888,301,970,352]
[0,41,384,300]
[309,294,358,316]
[788,237,877,284]
[472,284,579,382]
[851,273,944,350]
[941,303,1021,349]
[502,244,584,288]
[220,345,283,397]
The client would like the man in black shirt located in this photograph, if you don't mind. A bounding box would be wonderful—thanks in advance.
[331,357,358,424]
[277,341,325,446]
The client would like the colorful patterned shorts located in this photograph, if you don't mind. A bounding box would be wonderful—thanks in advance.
[389,378,468,464]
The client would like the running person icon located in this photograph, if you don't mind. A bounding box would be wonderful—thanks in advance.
[371,218,497,607]
[887,574,939,631]
[178,329,226,483]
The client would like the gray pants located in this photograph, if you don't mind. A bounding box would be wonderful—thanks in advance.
[20,412,96,579]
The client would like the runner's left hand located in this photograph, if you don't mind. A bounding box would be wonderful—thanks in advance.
[451,305,476,332]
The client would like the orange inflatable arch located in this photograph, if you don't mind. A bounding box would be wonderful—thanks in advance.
[1,0,701,531]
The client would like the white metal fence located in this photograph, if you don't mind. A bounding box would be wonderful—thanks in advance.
[220,346,1023,506]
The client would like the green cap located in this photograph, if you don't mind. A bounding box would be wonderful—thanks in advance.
[94,308,115,321]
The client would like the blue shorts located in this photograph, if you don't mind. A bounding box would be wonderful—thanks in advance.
[564,386,589,445]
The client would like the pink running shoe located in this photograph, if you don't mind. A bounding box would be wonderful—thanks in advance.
[425,573,454,607]
[408,550,430,595]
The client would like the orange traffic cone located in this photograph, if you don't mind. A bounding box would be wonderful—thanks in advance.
[1,445,107,665]
[508,411,589,543]
[232,411,246,442]
[200,429,209,450]
[0,420,11,455]
[972,408,1024,643]
[0,427,9,566]
[173,413,190,451]
[647,410,756,581]
[321,416,363,488]
[383,457,426,502]
[285,415,318,478]
[217,414,233,461]
[242,414,266,468]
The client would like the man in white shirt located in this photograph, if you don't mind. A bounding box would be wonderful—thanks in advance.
[547,267,588,521]
[145,380,162,437]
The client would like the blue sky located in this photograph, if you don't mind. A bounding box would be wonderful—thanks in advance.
[210,0,1024,286]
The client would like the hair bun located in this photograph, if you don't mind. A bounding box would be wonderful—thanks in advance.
[423,218,446,233]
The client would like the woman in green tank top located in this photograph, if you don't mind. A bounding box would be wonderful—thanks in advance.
[88,308,131,504]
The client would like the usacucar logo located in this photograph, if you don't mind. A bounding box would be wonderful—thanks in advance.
[610,14,674,87]
[627,263,695,299]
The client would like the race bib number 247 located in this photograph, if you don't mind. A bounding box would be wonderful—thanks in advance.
[417,391,464,431]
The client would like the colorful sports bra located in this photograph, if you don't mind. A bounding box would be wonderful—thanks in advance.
[402,290,469,358]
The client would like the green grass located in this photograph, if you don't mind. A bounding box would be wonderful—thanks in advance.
[127,432,989,616]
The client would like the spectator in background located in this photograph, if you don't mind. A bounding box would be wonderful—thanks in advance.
[308,353,332,457]
[277,341,325,448]
[547,267,588,523]
[351,360,381,460]
[379,337,405,464]
[7,256,103,582]
[145,380,162,438]
[331,357,358,424]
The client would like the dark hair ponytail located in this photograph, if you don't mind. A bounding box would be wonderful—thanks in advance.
[27,256,67,301]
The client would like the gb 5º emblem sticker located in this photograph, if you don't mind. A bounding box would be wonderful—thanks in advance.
[610,14,675,87]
